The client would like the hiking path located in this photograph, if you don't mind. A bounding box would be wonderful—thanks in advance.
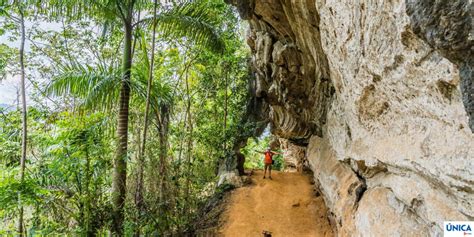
[219,170,334,236]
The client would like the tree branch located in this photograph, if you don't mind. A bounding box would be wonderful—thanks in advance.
[115,0,127,22]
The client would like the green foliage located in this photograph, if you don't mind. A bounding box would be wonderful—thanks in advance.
[241,134,285,171]
[153,0,226,53]
[0,109,114,234]
[0,0,255,235]
[39,112,112,234]
[242,136,270,169]
[0,110,21,164]
[0,168,45,211]
[0,44,15,79]
[46,62,121,110]
[33,0,120,22]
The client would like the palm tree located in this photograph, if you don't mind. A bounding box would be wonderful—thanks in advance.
[43,0,224,234]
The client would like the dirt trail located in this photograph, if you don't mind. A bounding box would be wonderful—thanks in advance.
[219,170,333,237]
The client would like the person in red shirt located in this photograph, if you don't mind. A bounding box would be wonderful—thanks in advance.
[257,147,282,180]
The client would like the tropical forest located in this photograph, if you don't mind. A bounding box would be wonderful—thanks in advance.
[1,0,472,236]
[0,0,270,235]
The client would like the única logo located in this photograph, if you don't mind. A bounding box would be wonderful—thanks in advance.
[444,221,474,237]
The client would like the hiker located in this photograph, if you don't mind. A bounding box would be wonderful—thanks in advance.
[257,147,282,180]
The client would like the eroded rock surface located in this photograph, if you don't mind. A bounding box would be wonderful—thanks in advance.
[406,0,474,131]
[226,0,474,235]
[279,138,306,172]
[229,0,335,140]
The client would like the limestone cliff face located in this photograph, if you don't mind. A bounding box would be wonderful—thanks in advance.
[227,0,474,235]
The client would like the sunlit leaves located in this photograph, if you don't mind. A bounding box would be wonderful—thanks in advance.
[0,43,15,80]
[45,62,121,111]
[0,168,47,213]
[0,0,251,234]
[154,0,225,53]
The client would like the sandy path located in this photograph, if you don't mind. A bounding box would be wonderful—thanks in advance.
[219,170,334,237]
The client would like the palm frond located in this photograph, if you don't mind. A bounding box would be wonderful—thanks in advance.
[143,0,226,53]
[130,31,173,112]
[45,62,121,111]
[31,0,119,21]
[131,63,174,113]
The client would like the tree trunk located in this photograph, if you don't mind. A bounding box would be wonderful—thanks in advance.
[176,58,193,170]
[134,0,158,235]
[184,65,194,219]
[158,109,169,204]
[84,146,93,237]
[111,20,133,236]
[223,63,228,151]
[155,104,170,233]
[18,9,27,237]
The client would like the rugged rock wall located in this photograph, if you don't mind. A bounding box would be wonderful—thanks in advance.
[279,138,306,172]
[406,0,474,131]
[227,0,474,235]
